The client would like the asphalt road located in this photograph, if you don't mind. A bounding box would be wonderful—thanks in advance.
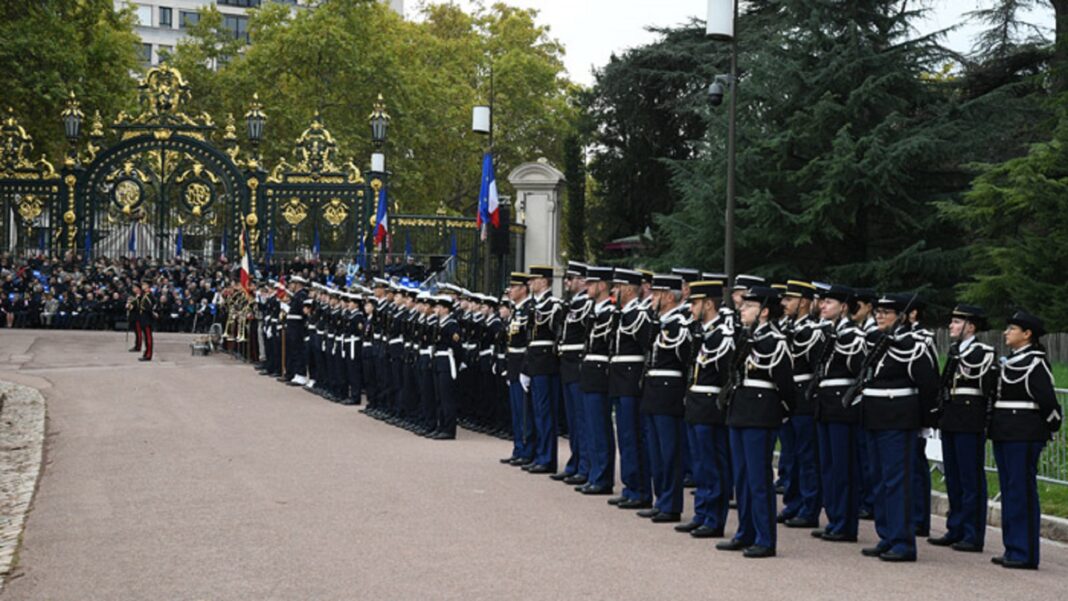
[0,330,1064,600]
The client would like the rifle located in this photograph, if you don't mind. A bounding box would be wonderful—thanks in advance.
[841,294,918,408]
[804,323,837,400]
[936,342,961,414]
[717,295,769,411]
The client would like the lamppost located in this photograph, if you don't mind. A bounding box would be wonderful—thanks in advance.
[245,93,266,165]
[368,94,390,273]
[61,90,84,166]
[244,94,267,255]
[61,91,84,256]
[707,0,738,287]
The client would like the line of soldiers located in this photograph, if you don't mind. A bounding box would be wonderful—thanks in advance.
[250,262,1062,568]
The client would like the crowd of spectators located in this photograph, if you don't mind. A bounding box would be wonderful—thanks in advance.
[0,252,432,333]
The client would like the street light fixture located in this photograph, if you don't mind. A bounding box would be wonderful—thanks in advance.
[369,93,390,148]
[245,92,266,146]
[61,90,84,146]
[706,0,738,287]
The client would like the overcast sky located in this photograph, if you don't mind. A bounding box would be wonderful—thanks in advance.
[406,1,1055,86]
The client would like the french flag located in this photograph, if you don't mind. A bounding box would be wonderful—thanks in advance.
[476,152,499,240]
[374,182,390,249]
[239,225,253,296]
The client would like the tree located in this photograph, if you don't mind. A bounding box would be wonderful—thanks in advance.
[0,0,141,160]
[562,132,586,260]
[944,113,1068,330]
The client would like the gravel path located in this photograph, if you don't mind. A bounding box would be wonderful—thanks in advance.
[0,329,1063,600]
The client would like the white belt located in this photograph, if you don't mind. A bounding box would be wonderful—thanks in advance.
[610,355,645,363]
[583,354,609,363]
[951,387,984,397]
[793,373,815,383]
[496,353,505,359]
[995,401,1039,410]
[435,350,457,379]
[362,342,373,347]
[286,315,303,320]
[862,387,918,398]
[434,350,454,357]
[343,336,355,344]
[388,337,403,345]
[559,343,584,352]
[479,349,494,356]
[819,378,856,388]
[648,369,683,378]
[529,340,554,347]
[507,346,527,354]
[689,385,722,394]
[742,379,776,390]
[463,343,477,350]
[419,349,433,356]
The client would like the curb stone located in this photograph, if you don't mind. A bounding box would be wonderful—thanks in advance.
[930,489,1068,544]
[0,381,46,593]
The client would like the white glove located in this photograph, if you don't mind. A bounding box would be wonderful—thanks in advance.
[519,374,531,392]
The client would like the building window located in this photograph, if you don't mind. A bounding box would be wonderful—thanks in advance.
[179,10,200,29]
[223,14,250,43]
[135,4,152,26]
[159,7,172,28]
[218,0,262,7]
[157,45,173,63]
[139,43,153,64]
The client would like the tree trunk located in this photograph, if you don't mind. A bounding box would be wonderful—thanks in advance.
[1052,0,1068,94]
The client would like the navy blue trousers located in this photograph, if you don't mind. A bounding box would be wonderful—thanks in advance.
[584,391,615,489]
[817,421,859,538]
[941,431,988,546]
[681,428,693,481]
[613,395,650,501]
[866,429,917,557]
[776,420,796,491]
[730,427,777,549]
[913,434,932,534]
[994,440,1045,566]
[562,380,587,476]
[509,381,534,460]
[689,423,731,530]
[434,368,457,437]
[644,413,684,514]
[530,375,560,470]
[782,414,821,521]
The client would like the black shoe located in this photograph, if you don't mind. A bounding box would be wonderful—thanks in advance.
[950,541,983,553]
[618,498,653,510]
[682,476,696,488]
[674,520,702,533]
[775,513,791,524]
[743,545,776,558]
[651,512,681,523]
[636,508,660,518]
[1001,559,1038,570]
[500,457,517,464]
[564,475,588,486]
[878,550,916,562]
[549,472,571,481]
[774,484,785,495]
[607,496,626,506]
[138,357,151,362]
[527,464,553,474]
[990,555,1004,566]
[820,532,857,542]
[861,546,888,557]
[926,534,959,547]
[580,485,613,496]
[716,539,749,552]
[811,527,829,539]
[509,457,532,466]
[858,508,874,520]
[690,525,725,539]
[784,517,818,528]
[129,347,140,352]
[431,432,456,440]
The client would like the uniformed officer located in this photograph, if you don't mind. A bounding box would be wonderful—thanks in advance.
[477,294,504,434]
[431,295,463,440]
[927,304,996,551]
[554,261,592,483]
[127,283,143,353]
[576,266,616,495]
[812,284,866,543]
[990,310,1062,569]
[676,279,733,538]
[672,267,701,488]
[607,268,654,510]
[852,287,879,520]
[501,273,535,466]
[716,286,795,559]
[282,276,309,385]
[637,274,692,524]
[858,293,939,562]
[778,280,823,528]
[523,265,564,474]
[342,290,365,405]
[138,282,157,362]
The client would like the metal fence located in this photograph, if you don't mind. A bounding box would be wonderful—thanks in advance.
[977,390,1068,486]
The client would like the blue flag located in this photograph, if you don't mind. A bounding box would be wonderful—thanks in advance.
[266,228,275,263]
[175,226,183,258]
[38,229,45,252]
[404,232,412,258]
[220,230,227,261]
[83,226,91,261]
[313,225,321,258]
[358,236,367,270]
[128,223,137,256]
[450,232,457,258]
[374,184,389,248]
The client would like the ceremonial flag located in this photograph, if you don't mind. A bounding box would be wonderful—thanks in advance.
[220,230,228,261]
[239,224,254,297]
[266,228,275,263]
[175,226,183,258]
[450,232,457,259]
[312,225,321,260]
[83,226,91,261]
[476,151,500,240]
[404,231,412,258]
[374,183,390,248]
[357,236,367,271]
[128,223,137,256]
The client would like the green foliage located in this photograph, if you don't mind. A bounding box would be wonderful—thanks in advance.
[165,0,575,215]
[943,112,1068,330]
[0,0,141,160]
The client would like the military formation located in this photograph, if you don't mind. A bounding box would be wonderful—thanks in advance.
[244,262,1061,569]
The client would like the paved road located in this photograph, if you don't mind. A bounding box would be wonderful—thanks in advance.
[0,330,1064,600]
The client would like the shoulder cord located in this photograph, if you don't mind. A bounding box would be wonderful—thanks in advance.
[748,339,789,371]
